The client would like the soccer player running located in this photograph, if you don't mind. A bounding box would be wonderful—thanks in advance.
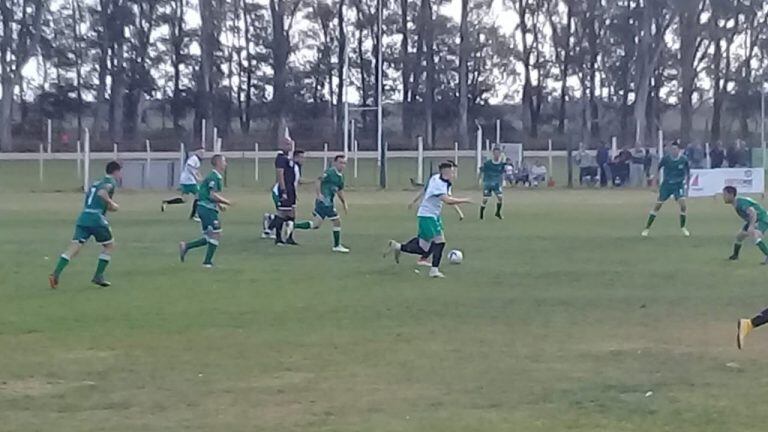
[385,161,471,278]
[161,147,203,221]
[49,161,122,288]
[179,155,232,268]
[478,147,506,220]
[642,142,691,237]
[290,155,350,252]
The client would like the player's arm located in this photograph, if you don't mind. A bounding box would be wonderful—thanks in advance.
[408,189,424,209]
[210,190,232,207]
[337,190,349,214]
[440,195,471,206]
[97,187,119,211]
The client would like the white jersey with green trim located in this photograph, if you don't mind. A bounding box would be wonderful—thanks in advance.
[417,174,451,218]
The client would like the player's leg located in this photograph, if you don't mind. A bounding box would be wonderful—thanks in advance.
[748,223,768,263]
[480,187,491,219]
[677,193,690,236]
[49,234,85,288]
[426,219,446,278]
[284,207,298,245]
[180,207,215,262]
[643,188,667,236]
[189,197,199,221]
[494,187,504,219]
[737,307,768,349]
[91,227,115,286]
[203,229,221,268]
[92,241,114,287]
[330,216,349,253]
[730,228,749,260]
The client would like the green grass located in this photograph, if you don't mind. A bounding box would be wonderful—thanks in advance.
[2,161,768,431]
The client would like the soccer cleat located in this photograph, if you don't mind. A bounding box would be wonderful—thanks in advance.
[48,274,58,290]
[384,240,401,264]
[332,245,350,253]
[91,276,111,287]
[762,256,768,266]
[681,227,691,237]
[641,229,650,237]
[161,202,167,212]
[416,257,431,267]
[275,239,287,247]
[261,230,271,239]
[495,212,503,220]
[428,268,446,278]
[737,319,754,350]
[286,238,300,246]
[728,254,739,261]
[202,263,214,269]
[179,242,188,263]
[192,216,201,222]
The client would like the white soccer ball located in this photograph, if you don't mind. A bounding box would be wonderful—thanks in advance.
[448,249,463,265]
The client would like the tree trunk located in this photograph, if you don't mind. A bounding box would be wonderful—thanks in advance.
[422,0,435,148]
[270,0,290,143]
[335,0,346,147]
[678,0,698,146]
[633,1,653,147]
[111,39,126,145]
[197,0,215,141]
[557,2,572,135]
[457,0,469,149]
[92,0,111,146]
[400,0,411,138]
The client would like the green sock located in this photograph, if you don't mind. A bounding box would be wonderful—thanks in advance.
[295,220,313,230]
[733,243,742,257]
[333,228,341,247]
[203,239,218,264]
[94,254,110,278]
[757,240,768,257]
[53,254,70,277]
[496,202,502,215]
[186,237,208,250]
[480,205,486,219]
[646,213,657,229]
[680,213,687,228]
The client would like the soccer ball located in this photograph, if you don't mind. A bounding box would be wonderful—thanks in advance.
[448,249,463,264]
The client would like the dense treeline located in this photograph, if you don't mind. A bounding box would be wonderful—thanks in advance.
[0,0,766,151]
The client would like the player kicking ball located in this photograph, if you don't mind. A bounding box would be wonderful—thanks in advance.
[722,186,768,264]
[290,155,350,252]
[162,147,203,221]
[479,147,505,220]
[642,142,691,237]
[737,308,768,350]
[385,161,471,278]
[49,161,122,288]
[179,155,232,268]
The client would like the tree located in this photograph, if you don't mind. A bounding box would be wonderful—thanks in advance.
[677,0,706,146]
[269,0,302,143]
[457,0,469,149]
[0,0,45,151]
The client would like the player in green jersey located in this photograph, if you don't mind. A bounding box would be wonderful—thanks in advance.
[179,155,233,268]
[478,147,505,220]
[722,186,768,264]
[49,161,122,288]
[289,155,350,252]
[642,143,691,237]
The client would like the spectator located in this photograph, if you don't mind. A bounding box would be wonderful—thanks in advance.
[736,140,749,167]
[575,143,598,186]
[530,159,548,187]
[643,148,653,182]
[629,143,646,187]
[504,158,515,185]
[596,142,611,187]
[514,161,530,187]
[710,142,725,168]
[726,142,739,167]
[612,145,632,186]
[688,142,705,169]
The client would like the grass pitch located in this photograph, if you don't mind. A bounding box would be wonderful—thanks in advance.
[2,160,768,431]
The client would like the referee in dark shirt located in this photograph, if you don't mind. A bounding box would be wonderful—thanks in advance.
[271,137,296,245]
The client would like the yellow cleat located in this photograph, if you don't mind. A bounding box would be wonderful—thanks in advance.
[737,319,754,350]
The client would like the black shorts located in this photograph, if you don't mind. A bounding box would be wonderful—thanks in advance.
[277,187,297,211]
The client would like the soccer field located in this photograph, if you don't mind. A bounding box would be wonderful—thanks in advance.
[3,164,768,431]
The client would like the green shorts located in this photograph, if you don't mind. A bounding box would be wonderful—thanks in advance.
[313,199,339,220]
[483,182,503,197]
[418,216,444,242]
[658,183,685,202]
[743,221,768,234]
[198,205,221,234]
[73,224,113,245]
[179,183,199,195]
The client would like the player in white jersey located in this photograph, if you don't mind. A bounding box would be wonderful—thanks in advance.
[162,148,203,220]
[384,161,471,278]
